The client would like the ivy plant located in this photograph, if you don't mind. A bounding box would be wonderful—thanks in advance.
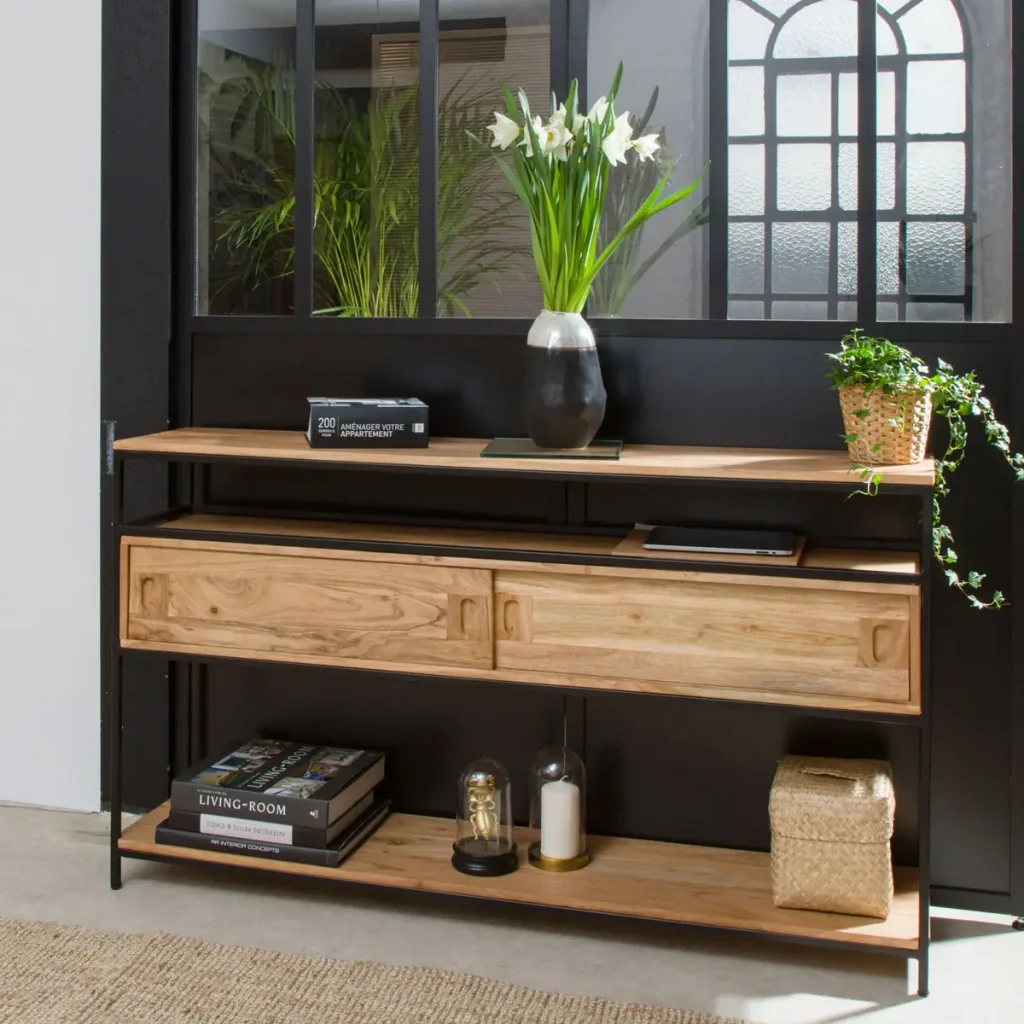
[827,329,1024,609]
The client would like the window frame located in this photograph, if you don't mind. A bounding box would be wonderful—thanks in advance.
[179,0,1020,343]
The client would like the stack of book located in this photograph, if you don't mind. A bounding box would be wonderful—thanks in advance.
[157,738,389,867]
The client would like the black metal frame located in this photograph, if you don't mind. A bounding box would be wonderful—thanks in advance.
[107,444,935,995]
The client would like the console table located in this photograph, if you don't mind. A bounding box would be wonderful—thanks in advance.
[108,428,935,995]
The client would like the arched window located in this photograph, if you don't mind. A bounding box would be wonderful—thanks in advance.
[727,0,973,322]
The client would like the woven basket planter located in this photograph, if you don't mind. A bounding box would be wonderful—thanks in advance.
[839,386,931,466]
[770,756,895,919]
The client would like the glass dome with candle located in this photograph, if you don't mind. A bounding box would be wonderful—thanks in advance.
[528,745,589,871]
[451,757,518,876]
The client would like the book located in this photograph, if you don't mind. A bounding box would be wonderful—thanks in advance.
[156,800,392,868]
[306,397,429,448]
[164,792,374,849]
[170,739,385,828]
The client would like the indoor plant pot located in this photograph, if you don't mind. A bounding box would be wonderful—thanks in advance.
[838,385,932,466]
[477,63,704,449]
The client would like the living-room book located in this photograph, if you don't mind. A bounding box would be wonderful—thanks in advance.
[170,739,385,828]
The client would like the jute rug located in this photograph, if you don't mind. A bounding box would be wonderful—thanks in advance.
[0,918,744,1024]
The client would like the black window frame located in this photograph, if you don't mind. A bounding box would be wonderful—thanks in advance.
[178,0,1021,345]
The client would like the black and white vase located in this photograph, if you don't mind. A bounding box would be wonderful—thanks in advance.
[523,310,607,449]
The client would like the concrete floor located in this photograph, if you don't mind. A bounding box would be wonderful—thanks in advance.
[1,804,1020,1024]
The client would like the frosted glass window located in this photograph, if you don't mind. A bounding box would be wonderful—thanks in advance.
[772,301,828,319]
[772,223,830,293]
[730,66,765,137]
[777,74,830,137]
[729,223,765,294]
[837,222,857,295]
[877,222,900,295]
[837,74,857,136]
[729,145,765,215]
[898,0,964,55]
[877,73,896,136]
[728,300,765,318]
[777,144,831,211]
[908,303,964,322]
[838,300,857,320]
[837,144,894,211]
[906,223,965,295]
[749,0,802,15]
[773,0,857,59]
[907,61,966,135]
[729,0,773,61]
[878,302,899,321]
[907,142,965,215]
[837,72,894,137]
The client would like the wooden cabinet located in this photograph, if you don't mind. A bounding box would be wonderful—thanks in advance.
[495,570,918,708]
[122,539,494,671]
[121,530,920,713]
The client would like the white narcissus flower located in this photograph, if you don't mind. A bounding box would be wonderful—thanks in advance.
[487,111,520,150]
[631,133,660,162]
[601,111,633,166]
[572,112,586,135]
[540,116,574,160]
[519,115,543,157]
[588,96,609,124]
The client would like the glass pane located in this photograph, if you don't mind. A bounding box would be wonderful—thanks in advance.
[907,142,965,215]
[966,0,1012,320]
[313,1,420,317]
[590,0,709,318]
[906,222,965,296]
[838,300,857,320]
[906,61,966,135]
[729,223,765,294]
[774,0,857,58]
[837,71,894,136]
[772,300,828,320]
[437,0,549,317]
[753,0,802,14]
[772,222,830,294]
[837,221,857,295]
[729,0,773,61]
[877,221,900,296]
[730,66,765,137]
[897,0,964,55]
[777,74,830,137]
[728,300,765,319]
[198,0,297,314]
[837,143,894,211]
[908,302,964,321]
[777,144,831,211]
[729,144,765,215]
[878,301,899,321]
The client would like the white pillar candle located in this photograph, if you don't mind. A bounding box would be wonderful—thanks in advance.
[540,779,581,860]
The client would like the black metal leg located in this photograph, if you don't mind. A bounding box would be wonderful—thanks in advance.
[109,454,125,891]
[1013,918,1024,932]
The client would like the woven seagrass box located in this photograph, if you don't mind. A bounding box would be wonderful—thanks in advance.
[769,755,895,919]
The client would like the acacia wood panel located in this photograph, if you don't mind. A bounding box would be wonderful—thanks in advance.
[124,543,493,670]
[495,570,915,705]
[120,802,920,949]
[114,428,936,486]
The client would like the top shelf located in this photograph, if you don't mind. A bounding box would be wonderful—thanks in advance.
[114,428,936,488]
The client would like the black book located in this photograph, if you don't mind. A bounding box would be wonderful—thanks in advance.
[170,738,385,828]
[164,793,374,849]
[156,799,392,868]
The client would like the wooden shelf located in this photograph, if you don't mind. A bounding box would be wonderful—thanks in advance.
[120,803,919,951]
[153,514,922,578]
[114,428,936,487]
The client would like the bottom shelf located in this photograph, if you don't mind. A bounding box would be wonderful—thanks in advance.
[120,803,920,952]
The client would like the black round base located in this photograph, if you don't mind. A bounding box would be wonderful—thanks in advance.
[451,839,519,876]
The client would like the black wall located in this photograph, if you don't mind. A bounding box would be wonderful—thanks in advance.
[102,0,1023,914]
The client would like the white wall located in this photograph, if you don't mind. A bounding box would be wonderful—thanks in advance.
[0,0,101,810]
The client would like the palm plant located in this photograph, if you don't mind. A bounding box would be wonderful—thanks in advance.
[208,62,527,317]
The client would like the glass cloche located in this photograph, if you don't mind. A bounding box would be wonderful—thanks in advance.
[528,745,589,871]
[451,757,518,876]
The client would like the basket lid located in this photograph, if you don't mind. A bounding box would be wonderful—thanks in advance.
[769,755,895,844]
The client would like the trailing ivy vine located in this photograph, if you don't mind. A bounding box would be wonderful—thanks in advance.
[828,330,1024,609]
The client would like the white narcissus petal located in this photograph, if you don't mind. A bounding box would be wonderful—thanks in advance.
[601,111,633,166]
[540,117,574,161]
[631,133,660,162]
[519,115,543,157]
[588,96,609,124]
[487,111,520,150]
[572,112,586,135]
